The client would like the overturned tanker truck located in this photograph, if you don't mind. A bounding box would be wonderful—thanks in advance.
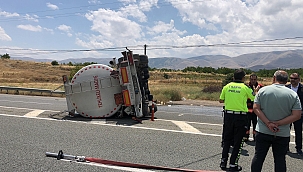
[62,49,157,119]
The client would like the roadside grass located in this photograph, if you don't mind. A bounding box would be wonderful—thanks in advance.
[149,83,222,103]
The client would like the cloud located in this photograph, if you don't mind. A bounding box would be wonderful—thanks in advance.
[46,2,59,10]
[57,24,71,32]
[57,24,72,37]
[76,36,114,49]
[44,28,54,34]
[260,0,291,15]
[88,0,101,4]
[118,0,159,22]
[0,27,12,41]
[0,10,19,17]
[17,25,42,32]
[119,4,148,22]
[119,0,137,3]
[0,10,39,22]
[24,14,39,22]
[85,8,142,45]
[147,20,186,36]
[154,0,303,57]
[74,0,303,59]
[138,0,159,11]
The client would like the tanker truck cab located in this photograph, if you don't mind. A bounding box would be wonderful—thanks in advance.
[63,49,156,119]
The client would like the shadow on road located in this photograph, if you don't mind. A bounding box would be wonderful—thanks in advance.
[49,111,155,126]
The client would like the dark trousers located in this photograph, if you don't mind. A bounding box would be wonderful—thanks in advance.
[291,116,302,150]
[221,113,247,165]
[251,132,290,172]
[246,112,257,137]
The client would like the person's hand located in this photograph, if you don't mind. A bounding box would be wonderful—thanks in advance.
[266,121,279,133]
[253,85,261,94]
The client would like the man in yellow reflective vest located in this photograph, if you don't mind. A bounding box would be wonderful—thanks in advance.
[219,69,257,171]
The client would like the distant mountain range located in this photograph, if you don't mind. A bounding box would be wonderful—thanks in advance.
[12,50,303,71]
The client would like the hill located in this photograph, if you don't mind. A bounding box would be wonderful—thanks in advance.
[11,49,303,71]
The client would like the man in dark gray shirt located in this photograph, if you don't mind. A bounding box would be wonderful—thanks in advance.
[251,70,301,172]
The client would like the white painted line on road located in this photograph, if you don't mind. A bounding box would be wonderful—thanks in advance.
[89,120,107,124]
[0,113,298,146]
[156,111,221,116]
[0,100,52,105]
[156,119,222,126]
[24,110,45,117]
[171,120,202,133]
[0,113,222,137]
[0,105,60,112]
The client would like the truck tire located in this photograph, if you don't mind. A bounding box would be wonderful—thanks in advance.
[139,55,148,68]
[139,55,148,63]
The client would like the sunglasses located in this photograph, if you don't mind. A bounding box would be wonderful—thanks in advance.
[290,77,299,80]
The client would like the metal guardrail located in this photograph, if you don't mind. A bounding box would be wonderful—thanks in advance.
[0,86,65,96]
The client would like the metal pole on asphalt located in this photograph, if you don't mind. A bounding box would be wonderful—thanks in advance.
[151,102,154,121]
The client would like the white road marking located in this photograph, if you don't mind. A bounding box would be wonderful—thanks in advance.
[0,111,298,146]
[171,120,202,133]
[157,111,221,116]
[0,113,222,137]
[0,113,298,145]
[156,119,222,126]
[24,110,45,117]
[89,120,107,124]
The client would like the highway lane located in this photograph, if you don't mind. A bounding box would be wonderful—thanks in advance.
[0,94,302,172]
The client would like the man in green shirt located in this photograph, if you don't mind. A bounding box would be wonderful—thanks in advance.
[251,70,301,172]
[219,69,256,171]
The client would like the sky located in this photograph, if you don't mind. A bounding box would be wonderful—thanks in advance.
[0,0,303,61]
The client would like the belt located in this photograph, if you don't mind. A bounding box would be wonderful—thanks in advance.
[225,110,247,115]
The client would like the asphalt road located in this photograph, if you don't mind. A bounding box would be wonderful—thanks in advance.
[0,94,302,172]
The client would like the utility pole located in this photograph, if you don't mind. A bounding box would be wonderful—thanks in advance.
[144,44,147,55]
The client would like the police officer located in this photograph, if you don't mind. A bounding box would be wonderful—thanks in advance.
[219,69,256,171]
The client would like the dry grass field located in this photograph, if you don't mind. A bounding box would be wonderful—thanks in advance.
[0,59,70,89]
[0,59,273,102]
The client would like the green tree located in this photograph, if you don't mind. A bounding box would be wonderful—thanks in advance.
[163,73,169,79]
[51,60,59,66]
[1,53,10,59]
[222,73,234,87]
[68,62,73,66]
[69,65,83,80]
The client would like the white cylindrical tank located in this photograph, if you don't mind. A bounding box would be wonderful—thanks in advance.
[69,64,122,118]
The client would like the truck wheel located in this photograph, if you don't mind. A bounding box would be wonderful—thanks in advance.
[133,54,140,60]
[139,55,148,68]
[139,55,148,63]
